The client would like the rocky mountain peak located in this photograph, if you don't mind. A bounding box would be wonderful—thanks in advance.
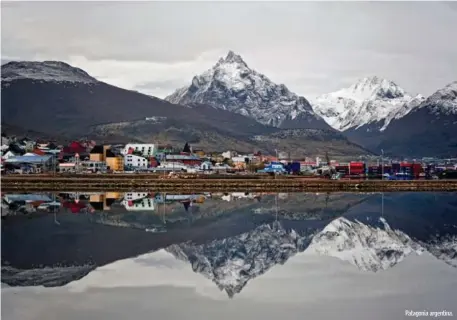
[217,50,248,67]
[312,76,421,131]
[420,81,457,115]
[165,52,331,129]
[348,76,406,101]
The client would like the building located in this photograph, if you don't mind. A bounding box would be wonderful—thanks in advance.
[89,145,111,162]
[124,154,148,169]
[222,151,237,159]
[165,154,202,166]
[121,192,154,211]
[106,150,124,171]
[60,141,89,161]
[4,155,53,172]
[80,161,107,173]
[122,144,156,157]
[200,161,212,171]
[89,193,120,211]
[59,162,76,173]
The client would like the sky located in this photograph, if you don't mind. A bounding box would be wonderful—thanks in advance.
[2,250,457,320]
[1,1,457,99]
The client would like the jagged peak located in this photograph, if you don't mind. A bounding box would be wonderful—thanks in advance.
[347,76,406,100]
[214,50,249,69]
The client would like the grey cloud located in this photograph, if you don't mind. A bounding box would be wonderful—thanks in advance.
[1,1,456,97]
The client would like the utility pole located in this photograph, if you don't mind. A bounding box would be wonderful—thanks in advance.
[381,149,384,180]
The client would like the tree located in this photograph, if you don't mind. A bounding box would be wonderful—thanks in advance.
[183,142,191,153]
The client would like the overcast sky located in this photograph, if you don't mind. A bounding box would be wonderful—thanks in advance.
[2,1,457,98]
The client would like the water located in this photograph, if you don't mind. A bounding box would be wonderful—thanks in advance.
[2,191,457,319]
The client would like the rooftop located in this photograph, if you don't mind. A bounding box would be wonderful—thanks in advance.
[4,155,52,164]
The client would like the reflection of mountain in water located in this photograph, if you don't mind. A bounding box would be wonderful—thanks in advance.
[307,217,423,272]
[168,222,316,298]
[2,193,456,292]
[166,193,457,297]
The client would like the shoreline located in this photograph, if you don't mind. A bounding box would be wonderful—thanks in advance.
[2,175,457,192]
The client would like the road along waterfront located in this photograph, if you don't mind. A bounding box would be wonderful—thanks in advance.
[2,175,457,192]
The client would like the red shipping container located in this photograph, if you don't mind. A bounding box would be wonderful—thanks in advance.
[412,164,423,177]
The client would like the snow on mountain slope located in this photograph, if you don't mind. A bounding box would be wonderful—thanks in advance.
[167,222,315,298]
[1,61,97,84]
[165,51,331,129]
[416,81,457,115]
[306,217,424,272]
[312,76,424,131]
[166,215,456,297]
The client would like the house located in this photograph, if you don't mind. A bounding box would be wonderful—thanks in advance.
[80,161,107,173]
[122,143,156,157]
[231,155,256,169]
[124,154,148,169]
[4,155,53,173]
[122,197,155,211]
[121,192,154,211]
[60,141,89,161]
[193,149,206,158]
[200,161,212,171]
[165,154,202,166]
[59,162,76,173]
[89,145,107,162]
[89,193,119,211]
[1,137,9,151]
[1,150,17,160]
[222,151,237,159]
[105,149,124,171]
[19,138,36,151]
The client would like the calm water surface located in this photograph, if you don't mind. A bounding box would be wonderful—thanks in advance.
[2,191,457,320]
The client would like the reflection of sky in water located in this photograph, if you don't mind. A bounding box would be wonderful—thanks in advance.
[2,192,457,320]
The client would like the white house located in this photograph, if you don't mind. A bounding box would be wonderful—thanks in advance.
[122,198,155,211]
[1,151,16,160]
[124,154,148,168]
[121,143,156,157]
[222,151,236,159]
[123,192,149,201]
[200,161,212,171]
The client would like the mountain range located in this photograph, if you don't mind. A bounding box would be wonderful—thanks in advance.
[0,60,368,157]
[166,52,456,157]
[1,52,456,156]
[312,77,457,156]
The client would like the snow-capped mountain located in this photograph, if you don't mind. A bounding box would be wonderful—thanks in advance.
[166,51,332,130]
[166,215,456,297]
[312,76,425,132]
[306,217,423,272]
[167,222,315,298]
[1,61,97,84]
[377,81,457,156]
[416,81,457,115]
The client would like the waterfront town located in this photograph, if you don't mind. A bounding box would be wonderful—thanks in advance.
[1,134,456,180]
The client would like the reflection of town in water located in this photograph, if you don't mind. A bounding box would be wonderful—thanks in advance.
[2,191,457,298]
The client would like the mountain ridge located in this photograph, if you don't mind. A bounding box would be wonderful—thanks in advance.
[166,51,332,130]
[1,60,369,156]
[311,76,425,132]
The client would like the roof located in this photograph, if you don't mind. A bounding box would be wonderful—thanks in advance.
[90,145,104,154]
[166,154,201,160]
[4,155,52,164]
[105,149,116,157]
[59,163,76,167]
[4,194,52,203]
